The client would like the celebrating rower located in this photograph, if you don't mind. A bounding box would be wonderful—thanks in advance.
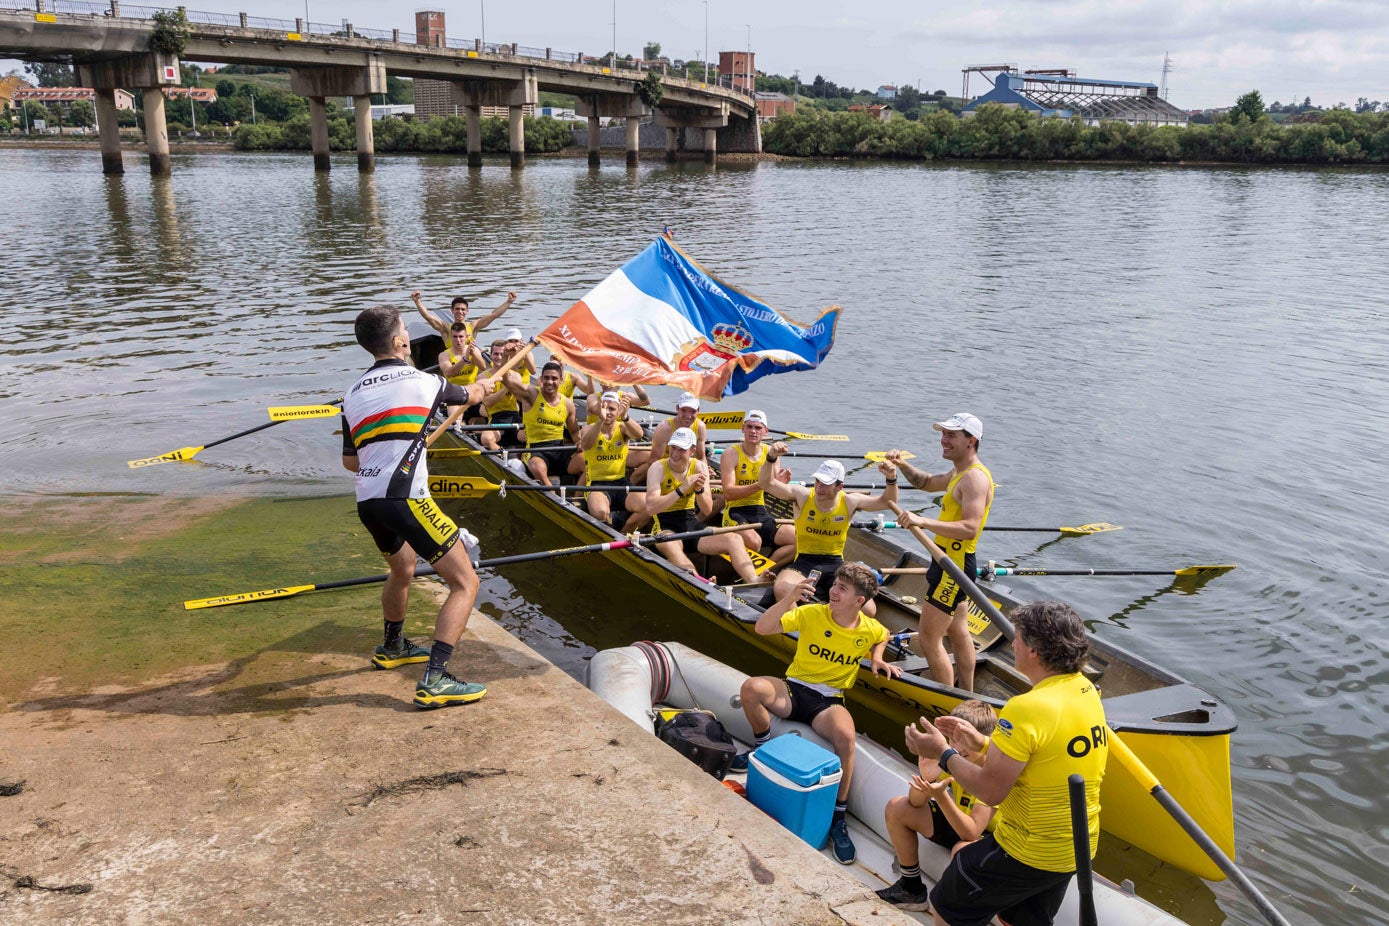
[719,409,796,564]
[411,289,516,342]
[886,412,993,692]
[759,443,898,612]
[645,427,761,584]
[437,322,489,426]
[341,304,495,709]
[505,360,580,486]
[579,390,646,530]
[478,337,529,450]
[633,392,707,482]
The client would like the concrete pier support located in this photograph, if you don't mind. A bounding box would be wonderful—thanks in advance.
[353,95,374,172]
[143,90,171,176]
[655,105,729,167]
[703,128,718,164]
[625,117,640,167]
[508,105,525,169]
[665,126,679,163]
[587,115,601,166]
[95,88,123,175]
[308,97,331,171]
[465,106,482,167]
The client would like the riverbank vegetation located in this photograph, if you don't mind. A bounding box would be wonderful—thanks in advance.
[763,105,1389,164]
[233,110,573,154]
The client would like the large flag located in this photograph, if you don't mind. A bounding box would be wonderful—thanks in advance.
[537,236,840,399]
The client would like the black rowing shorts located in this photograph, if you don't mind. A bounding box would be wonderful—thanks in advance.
[357,496,460,564]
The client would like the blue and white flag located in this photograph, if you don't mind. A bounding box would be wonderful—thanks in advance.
[538,236,840,399]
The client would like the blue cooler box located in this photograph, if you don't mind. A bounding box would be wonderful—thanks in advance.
[745,734,843,849]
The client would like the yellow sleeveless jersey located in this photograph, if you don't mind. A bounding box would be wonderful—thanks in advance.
[935,770,997,835]
[724,444,767,510]
[795,491,850,556]
[780,603,887,692]
[488,370,529,417]
[936,462,994,555]
[523,394,568,445]
[445,349,480,387]
[559,371,577,399]
[991,672,1107,872]
[659,458,698,513]
[584,424,629,482]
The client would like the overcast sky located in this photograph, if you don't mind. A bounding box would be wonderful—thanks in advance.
[8,0,1387,109]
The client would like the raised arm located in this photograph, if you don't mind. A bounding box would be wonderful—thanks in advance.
[886,450,951,492]
[846,459,899,513]
[755,581,812,635]
[692,461,713,517]
[759,441,797,501]
[907,716,1024,808]
[411,291,449,338]
[897,468,990,540]
[502,370,537,405]
[471,291,516,334]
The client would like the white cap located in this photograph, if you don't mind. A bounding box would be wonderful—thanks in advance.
[668,427,697,450]
[676,392,701,410]
[503,328,524,342]
[812,459,846,484]
[744,409,768,427]
[934,413,983,439]
[600,391,621,404]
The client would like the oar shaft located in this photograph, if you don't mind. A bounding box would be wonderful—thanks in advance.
[1068,775,1098,926]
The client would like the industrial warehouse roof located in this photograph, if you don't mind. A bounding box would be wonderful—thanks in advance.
[965,71,1187,125]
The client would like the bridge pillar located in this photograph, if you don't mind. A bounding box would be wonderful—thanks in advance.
[308,97,331,171]
[702,128,717,164]
[625,117,640,167]
[94,89,123,175]
[508,106,525,169]
[665,127,678,162]
[290,62,387,172]
[78,53,179,176]
[587,115,600,166]
[655,105,729,165]
[353,95,374,172]
[465,106,482,167]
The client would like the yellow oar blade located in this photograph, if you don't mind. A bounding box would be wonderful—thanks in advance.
[1174,564,1237,576]
[127,446,205,469]
[863,451,914,462]
[784,432,850,442]
[428,475,505,498]
[184,584,316,611]
[426,447,484,459]
[1059,522,1123,535]
[268,405,341,422]
[696,410,747,429]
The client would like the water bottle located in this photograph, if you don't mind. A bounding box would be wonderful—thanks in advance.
[804,568,822,600]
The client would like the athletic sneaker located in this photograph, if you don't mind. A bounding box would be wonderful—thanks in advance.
[828,815,856,865]
[372,637,430,670]
[875,878,931,912]
[729,751,752,773]
[413,670,487,709]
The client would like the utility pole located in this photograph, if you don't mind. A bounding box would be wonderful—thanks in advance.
[1160,52,1172,100]
[480,0,486,50]
[610,0,616,71]
[703,0,709,86]
[745,24,751,93]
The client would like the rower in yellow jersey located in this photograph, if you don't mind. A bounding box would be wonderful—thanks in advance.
[437,323,490,425]
[579,391,646,529]
[719,410,796,564]
[504,360,579,485]
[759,443,899,614]
[478,337,532,450]
[411,289,517,342]
[633,392,707,482]
[888,412,995,692]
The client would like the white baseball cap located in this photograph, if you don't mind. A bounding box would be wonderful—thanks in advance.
[676,392,701,410]
[744,409,768,428]
[812,459,846,484]
[600,391,621,404]
[669,427,697,450]
[934,413,983,439]
[503,328,524,342]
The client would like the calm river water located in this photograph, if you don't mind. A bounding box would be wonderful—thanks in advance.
[2,147,1386,925]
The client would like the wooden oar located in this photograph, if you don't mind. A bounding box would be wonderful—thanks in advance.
[183,521,753,610]
[127,399,343,468]
[854,520,1121,536]
[427,341,536,447]
[880,564,1236,578]
[634,405,848,441]
[884,500,1289,922]
[428,444,580,459]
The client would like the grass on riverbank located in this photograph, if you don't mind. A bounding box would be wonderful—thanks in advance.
[0,493,443,706]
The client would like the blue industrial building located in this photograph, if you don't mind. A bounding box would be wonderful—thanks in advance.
[963,71,1187,127]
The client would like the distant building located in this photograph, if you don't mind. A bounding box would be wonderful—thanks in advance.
[718,50,755,92]
[13,86,135,110]
[754,91,795,122]
[848,103,893,122]
[413,10,453,122]
[538,106,583,122]
[163,87,218,104]
[343,101,415,120]
[876,84,897,100]
[1,75,33,111]
[963,71,1187,127]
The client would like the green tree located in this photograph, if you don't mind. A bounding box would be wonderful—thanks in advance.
[67,99,95,128]
[215,79,236,99]
[20,100,48,129]
[24,61,73,87]
[1231,90,1265,123]
[386,76,413,105]
[643,41,661,60]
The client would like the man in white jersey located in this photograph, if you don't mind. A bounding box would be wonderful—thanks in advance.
[341,305,496,709]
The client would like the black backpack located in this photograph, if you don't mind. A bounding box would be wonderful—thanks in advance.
[653,709,738,780]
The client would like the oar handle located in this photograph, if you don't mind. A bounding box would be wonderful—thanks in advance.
[1068,774,1098,926]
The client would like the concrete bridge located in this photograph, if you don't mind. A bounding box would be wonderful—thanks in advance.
[0,1,760,174]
